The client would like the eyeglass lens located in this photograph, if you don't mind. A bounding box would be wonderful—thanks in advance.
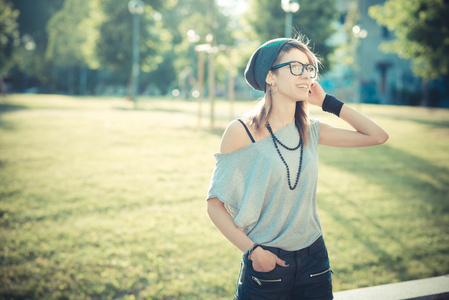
[291,63,316,77]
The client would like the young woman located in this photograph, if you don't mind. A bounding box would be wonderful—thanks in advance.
[206,37,388,299]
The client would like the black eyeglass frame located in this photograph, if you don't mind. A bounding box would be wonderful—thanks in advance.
[270,61,317,78]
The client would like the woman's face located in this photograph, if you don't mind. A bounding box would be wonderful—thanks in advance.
[268,48,313,102]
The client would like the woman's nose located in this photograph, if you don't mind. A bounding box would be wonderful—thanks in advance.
[301,68,312,78]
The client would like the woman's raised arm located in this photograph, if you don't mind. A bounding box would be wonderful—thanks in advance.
[309,81,389,147]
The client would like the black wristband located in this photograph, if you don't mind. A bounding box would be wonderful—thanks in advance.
[246,243,260,258]
[322,94,344,117]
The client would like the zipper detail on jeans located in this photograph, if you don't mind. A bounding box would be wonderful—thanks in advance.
[251,276,282,286]
[310,267,333,278]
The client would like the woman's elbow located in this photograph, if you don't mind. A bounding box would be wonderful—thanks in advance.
[375,131,389,145]
[207,197,224,218]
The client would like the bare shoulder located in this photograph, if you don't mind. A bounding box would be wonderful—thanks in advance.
[219,120,253,154]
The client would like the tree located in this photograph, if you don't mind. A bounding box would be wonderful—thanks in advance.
[46,0,96,67]
[369,0,449,81]
[45,0,176,95]
[243,0,338,72]
[154,0,234,95]
[46,0,98,94]
[8,0,236,95]
[95,0,173,88]
[11,0,64,89]
[0,0,20,77]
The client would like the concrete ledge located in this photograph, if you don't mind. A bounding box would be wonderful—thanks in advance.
[334,275,449,300]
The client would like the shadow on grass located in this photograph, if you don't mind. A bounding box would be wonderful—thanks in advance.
[0,103,28,113]
[404,118,449,129]
[0,119,16,131]
[113,107,154,112]
[113,106,187,114]
[321,144,448,213]
[150,107,188,114]
[319,143,449,281]
[0,104,26,131]
[371,113,449,129]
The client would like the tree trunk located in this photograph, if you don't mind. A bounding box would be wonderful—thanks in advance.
[127,69,133,99]
[420,81,429,107]
[80,65,87,96]
[68,67,75,95]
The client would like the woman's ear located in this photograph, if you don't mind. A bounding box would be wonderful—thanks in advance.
[265,70,276,88]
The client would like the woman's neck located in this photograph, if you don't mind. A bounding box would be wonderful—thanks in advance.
[268,95,296,130]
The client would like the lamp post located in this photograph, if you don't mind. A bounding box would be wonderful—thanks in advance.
[187,29,200,100]
[128,0,145,108]
[208,42,217,130]
[281,0,300,38]
[195,44,212,128]
[22,34,36,91]
[352,25,368,106]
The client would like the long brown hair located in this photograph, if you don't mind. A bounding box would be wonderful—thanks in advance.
[244,38,320,146]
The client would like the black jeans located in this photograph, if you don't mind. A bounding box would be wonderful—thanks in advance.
[234,236,333,300]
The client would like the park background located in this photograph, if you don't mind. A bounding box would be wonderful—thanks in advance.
[1,0,449,299]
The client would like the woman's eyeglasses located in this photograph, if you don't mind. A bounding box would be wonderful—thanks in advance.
[270,61,317,78]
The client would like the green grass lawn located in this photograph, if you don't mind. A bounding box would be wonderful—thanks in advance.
[1,94,448,299]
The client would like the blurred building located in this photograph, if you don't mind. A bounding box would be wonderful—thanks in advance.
[357,0,424,105]
[356,0,419,105]
[323,0,423,106]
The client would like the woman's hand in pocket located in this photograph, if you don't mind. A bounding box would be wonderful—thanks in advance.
[250,247,289,272]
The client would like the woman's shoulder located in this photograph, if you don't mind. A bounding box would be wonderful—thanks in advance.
[308,117,320,126]
[308,118,321,131]
[219,119,254,154]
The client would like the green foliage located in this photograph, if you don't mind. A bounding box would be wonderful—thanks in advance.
[369,0,449,80]
[0,0,20,76]
[10,0,65,84]
[44,0,236,94]
[95,0,173,75]
[327,1,359,70]
[167,0,234,92]
[45,0,94,68]
[45,0,177,91]
[1,95,449,298]
[175,1,234,46]
[244,0,338,70]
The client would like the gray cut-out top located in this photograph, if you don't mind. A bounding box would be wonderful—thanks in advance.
[207,118,323,251]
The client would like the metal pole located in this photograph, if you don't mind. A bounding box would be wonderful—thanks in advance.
[197,51,204,128]
[23,53,28,91]
[209,50,215,129]
[285,12,293,38]
[228,49,235,120]
[80,65,87,96]
[132,13,140,108]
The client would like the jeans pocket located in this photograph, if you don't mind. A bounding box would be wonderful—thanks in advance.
[310,267,333,278]
[247,261,292,290]
[307,247,332,281]
[310,243,329,259]
[251,275,282,286]
[244,251,276,274]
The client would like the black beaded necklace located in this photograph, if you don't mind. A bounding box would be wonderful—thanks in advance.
[266,121,304,190]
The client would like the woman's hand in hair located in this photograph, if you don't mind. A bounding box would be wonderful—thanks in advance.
[307,81,326,107]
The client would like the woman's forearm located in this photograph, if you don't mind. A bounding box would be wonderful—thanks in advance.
[207,197,254,253]
[310,82,388,147]
[339,104,389,145]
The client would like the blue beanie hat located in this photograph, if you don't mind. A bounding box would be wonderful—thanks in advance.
[244,38,291,92]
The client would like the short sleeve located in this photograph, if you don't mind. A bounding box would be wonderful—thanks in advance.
[308,118,321,147]
[206,149,271,232]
